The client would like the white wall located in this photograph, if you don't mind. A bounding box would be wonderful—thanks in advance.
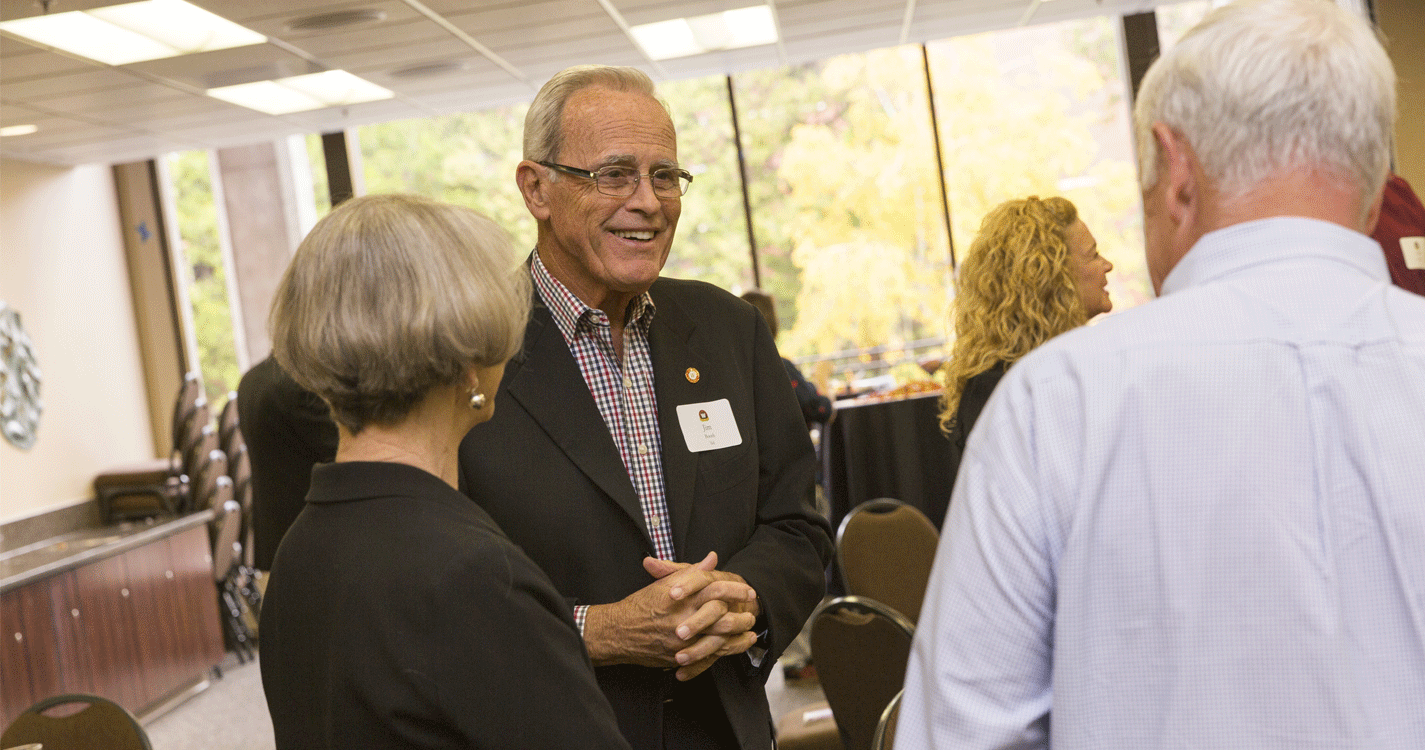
[0,158,156,523]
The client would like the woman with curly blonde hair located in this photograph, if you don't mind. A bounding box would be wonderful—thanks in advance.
[940,196,1112,468]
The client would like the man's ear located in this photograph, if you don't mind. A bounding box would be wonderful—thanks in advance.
[516,160,552,222]
[1153,122,1199,229]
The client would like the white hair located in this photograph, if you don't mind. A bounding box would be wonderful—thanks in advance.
[523,65,663,163]
[1133,0,1395,211]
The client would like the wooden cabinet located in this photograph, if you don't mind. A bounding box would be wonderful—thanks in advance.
[0,520,225,726]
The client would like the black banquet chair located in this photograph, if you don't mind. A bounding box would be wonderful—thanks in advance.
[871,688,903,750]
[1,693,152,750]
[810,596,916,750]
[836,497,939,624]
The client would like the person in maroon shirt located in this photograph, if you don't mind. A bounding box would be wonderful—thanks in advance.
[1371,173,1425,296]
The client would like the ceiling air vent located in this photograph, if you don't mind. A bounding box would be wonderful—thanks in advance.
[390,60,471,79]
[285,9,387,33]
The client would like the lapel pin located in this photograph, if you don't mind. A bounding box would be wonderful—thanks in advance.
[685,367,700,383]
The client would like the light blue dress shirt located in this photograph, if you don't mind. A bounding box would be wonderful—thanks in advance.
[899,217,1425,749]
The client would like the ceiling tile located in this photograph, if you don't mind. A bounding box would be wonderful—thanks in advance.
[0,0,1183,165]
[123,44,323,90]
[0,45,96,81]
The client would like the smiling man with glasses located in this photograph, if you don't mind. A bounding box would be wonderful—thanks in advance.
[458,65,832,750]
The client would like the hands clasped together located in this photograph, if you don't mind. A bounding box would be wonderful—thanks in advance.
[584,552,761,681]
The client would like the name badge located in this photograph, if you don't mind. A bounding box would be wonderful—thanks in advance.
[1402,237,1425,271]
[676,399,743,453]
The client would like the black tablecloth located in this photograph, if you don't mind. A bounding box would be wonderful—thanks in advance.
[822,392,954,537]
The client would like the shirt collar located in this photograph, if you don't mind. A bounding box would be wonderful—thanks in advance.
[1160,217,1389,297]
[530,248,656,339]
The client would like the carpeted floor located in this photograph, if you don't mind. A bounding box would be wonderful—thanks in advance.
[144,654,274,750]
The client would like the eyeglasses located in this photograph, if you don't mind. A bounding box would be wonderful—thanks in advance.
[538,161,693,198]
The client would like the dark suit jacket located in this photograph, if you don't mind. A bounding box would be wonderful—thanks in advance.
[260,461,630,750]
[236,355,338,570]
[458,276,834,750]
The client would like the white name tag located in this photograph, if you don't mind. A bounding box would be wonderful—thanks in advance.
[1402,236,1425,270]
[676,399,743,453]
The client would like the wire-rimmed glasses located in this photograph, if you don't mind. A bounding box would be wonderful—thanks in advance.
[538,161,693,198]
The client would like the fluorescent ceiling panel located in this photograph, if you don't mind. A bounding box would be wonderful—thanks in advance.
[207,70,394,115]
[0,0,265,66]
[631,5,778,61]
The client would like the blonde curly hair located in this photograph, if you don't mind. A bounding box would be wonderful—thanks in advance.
[938,196,1086,433]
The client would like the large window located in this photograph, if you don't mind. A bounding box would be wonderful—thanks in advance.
[733,47,953,391]
[358,105,535,253]
[1156,1,1222,49]
[927,16,1151,313]
[304,133,331,217]
[167,150,241,405]
[656,75,755,292]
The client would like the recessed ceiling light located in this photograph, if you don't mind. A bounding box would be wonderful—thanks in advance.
[1,125,40,137]
[285,9,387,33]
[0,0,265,66]
[207,70,394,115]
[630,5,777,61]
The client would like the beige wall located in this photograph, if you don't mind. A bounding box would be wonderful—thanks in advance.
[0,159,156,524]
[1376,0,1425,186]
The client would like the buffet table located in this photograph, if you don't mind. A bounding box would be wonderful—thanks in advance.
[822,391,954,535]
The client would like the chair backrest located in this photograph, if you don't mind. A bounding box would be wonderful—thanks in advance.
[810,596,915,750]
[836,498,939,624]
[170,372,203,444]
[226,436,254,567]
[228,434,251,508]
[183,424,219,478]
[871,688,903,750]
[191,448,230,513]
[218,392,241,455]
[177,402,213,468]
[210,489,241,582]
[1,693,152,750]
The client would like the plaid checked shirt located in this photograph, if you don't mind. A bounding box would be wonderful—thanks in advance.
[531,251,675,634]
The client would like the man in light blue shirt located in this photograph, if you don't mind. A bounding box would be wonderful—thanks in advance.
[898,1,1425,748]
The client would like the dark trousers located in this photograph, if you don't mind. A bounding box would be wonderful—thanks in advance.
[662,674,740,749]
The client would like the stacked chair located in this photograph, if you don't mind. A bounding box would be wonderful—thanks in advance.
[91,374,263,660]
[218,393,256,569]
[214,392,263,659]
[92,372,208,522]
[209,474,257,661]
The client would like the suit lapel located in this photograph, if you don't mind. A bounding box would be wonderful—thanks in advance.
[506,302,650,546]
[648,284,715,558]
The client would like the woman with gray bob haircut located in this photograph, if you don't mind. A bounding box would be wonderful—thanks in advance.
[258,194,631,749]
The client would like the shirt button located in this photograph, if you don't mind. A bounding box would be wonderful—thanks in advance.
[637,444,649,455]
[651,517,662,528]
[623,376,634,389]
